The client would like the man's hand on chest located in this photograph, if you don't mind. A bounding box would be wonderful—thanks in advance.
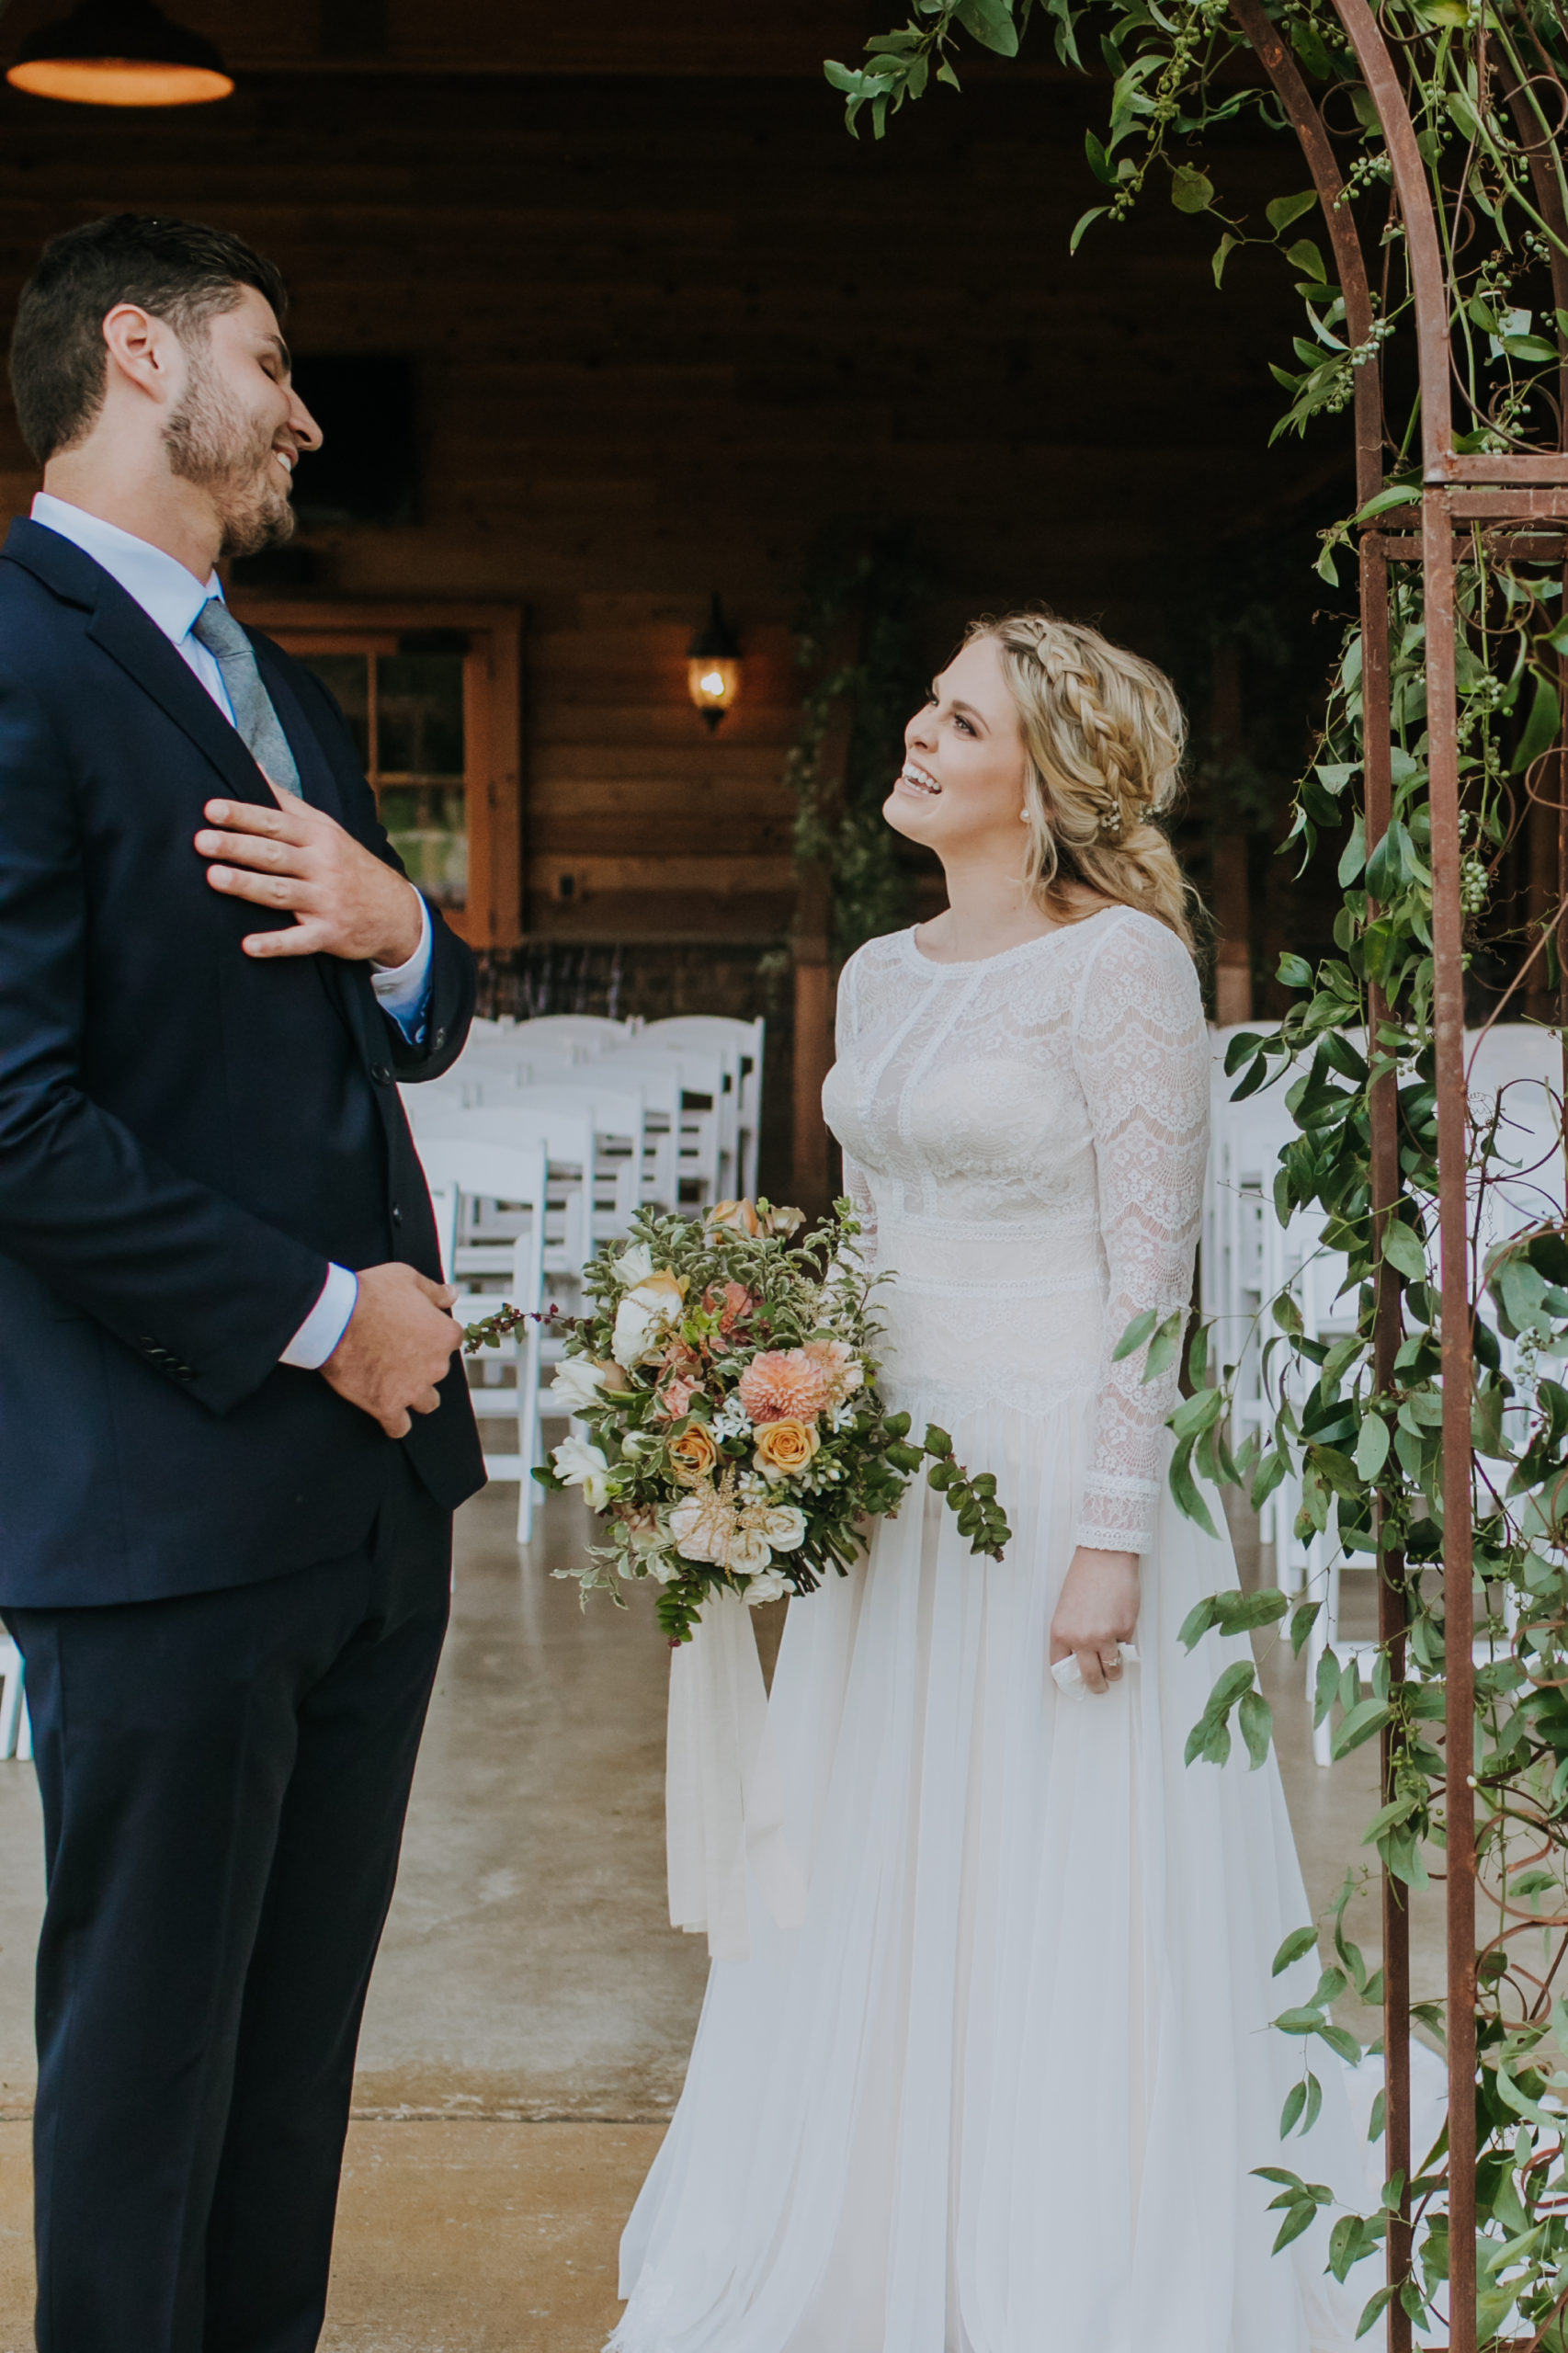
[194,776,424,968]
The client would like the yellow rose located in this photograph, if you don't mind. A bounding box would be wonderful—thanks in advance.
[708,1198,762,1237]
[754,1418,821,1481]
[668,1423,720,1484]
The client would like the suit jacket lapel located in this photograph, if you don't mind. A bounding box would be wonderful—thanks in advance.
[252,644,350,828]
[252,641,386,1069]
[85,591,274,812]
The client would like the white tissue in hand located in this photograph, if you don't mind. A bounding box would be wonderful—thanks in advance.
[1051,1642,1140,1699]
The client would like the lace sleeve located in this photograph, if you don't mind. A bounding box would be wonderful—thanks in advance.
[1071,915,1210,1555]
[834,955,878,1267]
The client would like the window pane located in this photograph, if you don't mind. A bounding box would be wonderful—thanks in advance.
[295,653,370,768]
[377,652,464,778]
[379,784,468,908]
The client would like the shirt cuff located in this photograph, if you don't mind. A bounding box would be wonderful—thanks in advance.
[371,893,433,1042]
[280,1263,358,1370]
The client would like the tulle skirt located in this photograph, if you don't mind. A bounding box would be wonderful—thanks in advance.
[610,1390,1373,2353]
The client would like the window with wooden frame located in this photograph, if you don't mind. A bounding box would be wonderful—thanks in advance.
[229,599,524,949]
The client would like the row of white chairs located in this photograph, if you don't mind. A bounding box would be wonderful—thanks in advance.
[409,1013,767,1542]
[1204,1022,1564,1764]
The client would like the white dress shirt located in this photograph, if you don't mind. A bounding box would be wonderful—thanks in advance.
[30,492,435,1370]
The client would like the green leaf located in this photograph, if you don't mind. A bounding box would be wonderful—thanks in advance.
[1355,2284,1397,2341]
[1070,205,1108,255]
[1214,1587,1290,1635]
[1513,666,1562,775]
[1178,1594,1219,1649]
[1354,483,1421,522]
[1267,190,1319,234]
[1142,1308,1186,1384]
[1381,1221,1427,1282]
[1272,2199,1322,2254]
[1170,164,1215,213]
[1113,1306,1159,1362]
[1211,233,1239,289]
[1169,1434,1221,1540]
[1355,1415,1391,1480]
[952,0,1021,54]
[1253,1449,1289,1511]
[1337,812,1366,887]
[1277,951,1313,990]
[1271,1919,1318,1976]
[1280,2078,1307,2137]
[1239,1687,1274,1768]
[1331,1698,1392,1761]
[1285,237,1326,282]
[1290,1597,1322,1657]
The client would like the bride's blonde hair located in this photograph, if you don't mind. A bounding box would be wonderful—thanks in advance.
[965,608,1195,952]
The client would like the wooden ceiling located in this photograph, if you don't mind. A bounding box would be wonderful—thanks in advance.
[0,0,1070,80]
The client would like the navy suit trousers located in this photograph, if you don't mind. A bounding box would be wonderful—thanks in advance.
[4,1458,450,2353]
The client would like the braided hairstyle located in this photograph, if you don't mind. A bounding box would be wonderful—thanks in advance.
[966,608,1195,952]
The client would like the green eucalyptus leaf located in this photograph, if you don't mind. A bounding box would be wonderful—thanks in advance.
[1113,1306,1160,1361]
[952,0,1021,54]
[1170,163,1215,213]
[1355,1415,1392,1480]
[1274,1924,1321,1975]
[1239,1686,1275,1768]
[1381,1221,1427,1283]
[1513,667,1562,775]
[1267,190,1319,234]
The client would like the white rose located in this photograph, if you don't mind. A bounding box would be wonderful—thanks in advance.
[759,1503,807,1552]
[745,1567,791,1605]
[547,1357,607,1410]
[613,1242,654,1284]
[611,1270,687,1368]
[726,1528,774,1576]
[551,1432,614,1509]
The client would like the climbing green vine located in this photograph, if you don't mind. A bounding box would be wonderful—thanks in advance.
[827,2,1568,2342]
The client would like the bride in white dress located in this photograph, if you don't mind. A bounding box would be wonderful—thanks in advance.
[610,610,1369,2353]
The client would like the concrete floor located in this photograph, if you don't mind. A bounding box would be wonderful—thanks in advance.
[0,1483,1426,2346]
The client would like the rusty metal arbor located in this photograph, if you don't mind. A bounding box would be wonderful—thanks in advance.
[1223,5,1568,2347]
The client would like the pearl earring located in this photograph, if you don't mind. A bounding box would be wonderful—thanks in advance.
[1019,808,1029,823]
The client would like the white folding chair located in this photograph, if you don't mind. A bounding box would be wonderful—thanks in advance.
[600,1042,727,1206]
[508,1015,632,1061]
[0,1633,31,1762]
[640,1015,767,1195]
[412,1102,603,1431]
[415,1133,548,1544]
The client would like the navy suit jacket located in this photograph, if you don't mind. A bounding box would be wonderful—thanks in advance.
[0,517,485,1607]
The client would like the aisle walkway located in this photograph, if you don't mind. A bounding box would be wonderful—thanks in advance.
[0,1486,1436,2348]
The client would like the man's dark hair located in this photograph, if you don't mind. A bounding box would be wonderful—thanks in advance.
[8,213,289,465]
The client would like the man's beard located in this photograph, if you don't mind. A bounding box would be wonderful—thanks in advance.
[164,350,295,562]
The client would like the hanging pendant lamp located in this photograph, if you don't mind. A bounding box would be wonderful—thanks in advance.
[7,0,233,107]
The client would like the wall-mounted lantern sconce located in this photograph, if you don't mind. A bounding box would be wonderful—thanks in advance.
[7,0,233,107]
[687,593,741,733]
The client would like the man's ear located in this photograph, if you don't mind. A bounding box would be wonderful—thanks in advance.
[100,303,179,407]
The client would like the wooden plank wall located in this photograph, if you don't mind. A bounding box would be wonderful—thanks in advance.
[0,42,1339,957]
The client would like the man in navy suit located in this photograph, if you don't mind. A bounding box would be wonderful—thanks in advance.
[0,214,487,2350]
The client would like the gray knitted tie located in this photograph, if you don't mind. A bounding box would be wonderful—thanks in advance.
[190,598,301,797]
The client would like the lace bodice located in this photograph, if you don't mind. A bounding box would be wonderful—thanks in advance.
[821,908,1210,1554]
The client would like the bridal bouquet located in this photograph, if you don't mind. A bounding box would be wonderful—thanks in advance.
[531,1197,1010,1642]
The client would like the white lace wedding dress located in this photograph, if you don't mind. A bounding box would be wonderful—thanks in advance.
[611,907,1369,2353]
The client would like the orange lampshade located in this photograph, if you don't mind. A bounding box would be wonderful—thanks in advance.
[8,0,233,107]
[687,595,742,733]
